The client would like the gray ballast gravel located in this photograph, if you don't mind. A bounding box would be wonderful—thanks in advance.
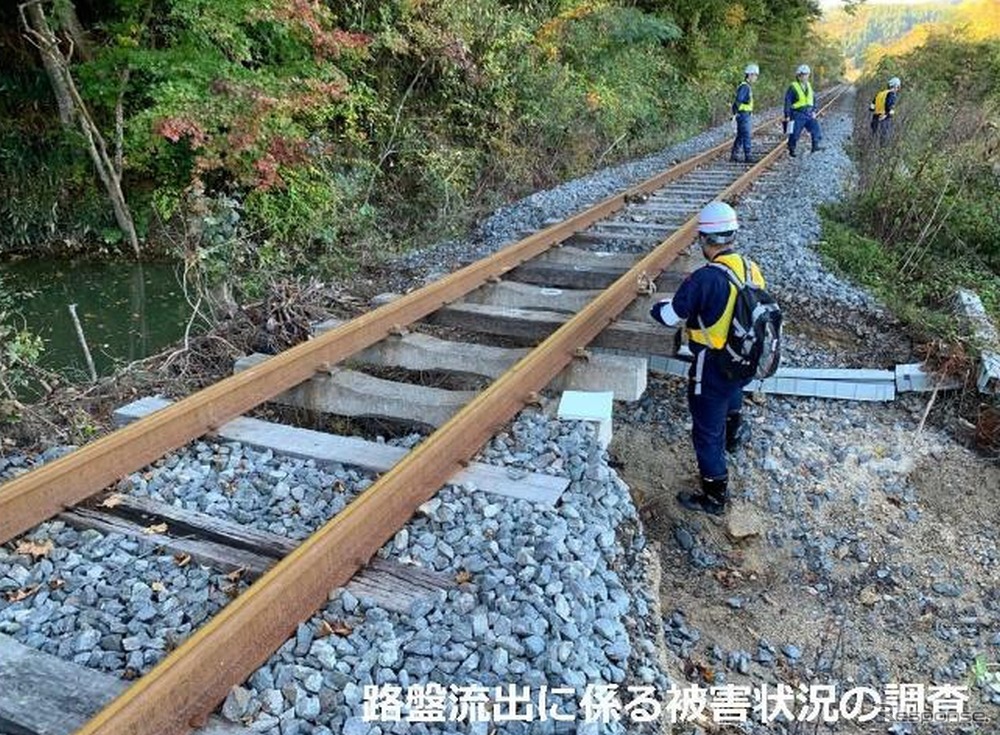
[0,414,668,734]
[119,441,374,541]
[234,414,666,735]
[0,520,246,677]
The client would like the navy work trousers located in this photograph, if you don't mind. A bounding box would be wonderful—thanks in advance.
[788,111,822,153]
[870,116,893,145]
[731,112,753,159]
[687,353,746,480]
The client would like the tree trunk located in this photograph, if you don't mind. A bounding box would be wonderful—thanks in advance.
[54,1,92,61]
[20,0,142,260]
[24,2,73,128]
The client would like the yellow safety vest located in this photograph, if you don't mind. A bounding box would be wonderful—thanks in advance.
[790,80,814,110]
[873,89,890,115]
[688,253,766,349]
[736,82,753,113]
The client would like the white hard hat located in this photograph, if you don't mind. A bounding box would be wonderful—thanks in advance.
[745,63,760,75]
[888,76,901,89]
[697,201,739,238]
[796,64,811,75]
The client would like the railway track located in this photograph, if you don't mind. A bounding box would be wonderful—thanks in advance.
[0,89,844,735]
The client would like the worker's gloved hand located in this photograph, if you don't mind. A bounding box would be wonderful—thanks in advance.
[673,329,694,361]
[650,298,681,327]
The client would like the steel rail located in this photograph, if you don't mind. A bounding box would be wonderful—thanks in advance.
[0,85,839,544]
[75,89,846,735]
[0,86,846,542]
[0,122,766,546]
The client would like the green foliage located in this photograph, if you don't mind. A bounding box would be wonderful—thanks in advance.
[0,40,114,249]
[1,0,840,298]
[0,274,45,402]
[820,3,948,71]
[822,36,1000,337]
[0,129,114,250]
[851,37,1000,265]
[821,0,1000,76]
[818,211,957,337]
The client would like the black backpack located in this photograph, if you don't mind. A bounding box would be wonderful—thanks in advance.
[711,257,782,381]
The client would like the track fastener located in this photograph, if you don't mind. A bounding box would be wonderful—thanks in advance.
[573,347,592,362]
[636,272,657,296]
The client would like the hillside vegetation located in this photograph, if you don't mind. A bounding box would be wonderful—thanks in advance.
[0,0,841,294]
[820,0,1000,77]
[821,35,1000,339]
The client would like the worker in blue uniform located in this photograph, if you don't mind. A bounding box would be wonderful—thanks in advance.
[730,63,759,163]
[870,76,901,144]
[649,201,765,516]
[783,64,824,157]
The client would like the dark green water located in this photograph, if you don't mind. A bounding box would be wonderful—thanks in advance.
[0,260,192,382]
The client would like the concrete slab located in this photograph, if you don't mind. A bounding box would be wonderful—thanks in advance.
[649,357,897,401]
[895,363,963,392]
[746,377,896,401]
[234,355,474,429]
[557,390,614,448]
[115,397,570,505]
[954,289,1000,394]
[313,320,648,401]
[979,351,1000,394]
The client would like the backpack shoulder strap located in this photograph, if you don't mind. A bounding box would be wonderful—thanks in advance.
[744,256,767,289]
[709,258,747,287]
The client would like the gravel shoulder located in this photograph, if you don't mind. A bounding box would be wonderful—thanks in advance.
[614,89,1000,734]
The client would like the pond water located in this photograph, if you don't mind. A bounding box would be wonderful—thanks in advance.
[0,260,193,383]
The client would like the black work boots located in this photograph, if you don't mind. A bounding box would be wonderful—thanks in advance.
[726,413,751,453]
[677,476,729,516]
[677,415,751,515]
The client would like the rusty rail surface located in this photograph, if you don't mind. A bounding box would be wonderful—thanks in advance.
[0,118,765,546]
[81,89,844,735]
[0,89,846,735]
[0,88,846,545]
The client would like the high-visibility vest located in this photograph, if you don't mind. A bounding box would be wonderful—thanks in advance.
[790,80,814,110]
[873,89,890,115]
[688,253,766,349]
[736,82,753,112]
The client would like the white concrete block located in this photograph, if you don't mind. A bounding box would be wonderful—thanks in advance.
[557,390,614,448]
